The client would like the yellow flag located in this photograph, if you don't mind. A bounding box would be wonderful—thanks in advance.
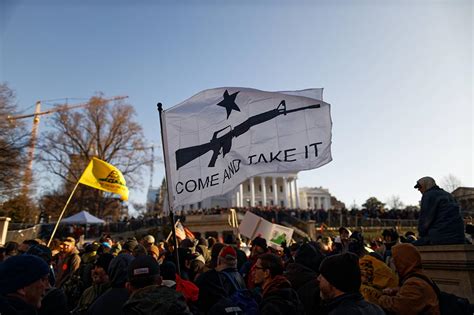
[79,157,129,201]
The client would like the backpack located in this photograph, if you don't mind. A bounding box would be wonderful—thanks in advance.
[208,271,259,315]
[409,274,472,315]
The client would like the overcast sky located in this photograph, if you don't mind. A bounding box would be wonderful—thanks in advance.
[1,0,472,210]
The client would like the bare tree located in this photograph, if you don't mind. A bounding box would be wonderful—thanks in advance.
[38,94,150,217]
[0,83,29,200]
[386,195,404,210]
[440,174,463,193]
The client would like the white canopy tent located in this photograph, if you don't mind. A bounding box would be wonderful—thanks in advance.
[60,210,105,224]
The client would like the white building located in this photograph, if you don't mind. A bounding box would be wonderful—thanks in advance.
[299,186,332,210]
[179,172,332,211]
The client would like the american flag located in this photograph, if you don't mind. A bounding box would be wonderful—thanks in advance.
[176,221,195,240]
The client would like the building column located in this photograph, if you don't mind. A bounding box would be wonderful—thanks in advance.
[294,178,300,209]
[236,190,240,207]
[283,177,289,207]
[272,177,278,206]
[239,184,244,208]
[311,196,315,209]
[0,217,11,246]
[250,177,255,207]
[261,176,267,206]
[289,178,294,208]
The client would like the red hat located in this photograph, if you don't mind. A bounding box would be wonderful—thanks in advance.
[219,246,237,260]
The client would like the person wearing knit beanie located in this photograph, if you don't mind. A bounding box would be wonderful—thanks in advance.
[319,252,361,295]
[318,252,385,314]
[0,255,51,310]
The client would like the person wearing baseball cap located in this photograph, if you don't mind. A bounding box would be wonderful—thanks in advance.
[318,252,385,314]
[55,236,81,288]
[413,176,465,245]
[195,246,246,314]
[0,254,51,314]
[123,255,191,314]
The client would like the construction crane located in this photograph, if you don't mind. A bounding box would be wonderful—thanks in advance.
[136,143,163,213]
[7,95,128,195]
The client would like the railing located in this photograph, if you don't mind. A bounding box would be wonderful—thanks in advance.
[325,214,418,229]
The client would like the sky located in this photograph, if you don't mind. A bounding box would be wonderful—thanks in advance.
[1,0,472,211]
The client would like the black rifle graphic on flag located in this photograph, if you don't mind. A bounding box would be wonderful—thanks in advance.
[175,100,320,170]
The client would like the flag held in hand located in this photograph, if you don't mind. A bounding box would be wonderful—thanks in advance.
[79,157,129,201]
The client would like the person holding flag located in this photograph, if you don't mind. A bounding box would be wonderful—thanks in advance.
[158,87,332,212]
[158,86,332,277]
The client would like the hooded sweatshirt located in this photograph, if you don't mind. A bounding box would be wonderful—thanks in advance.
[378,243,440,315]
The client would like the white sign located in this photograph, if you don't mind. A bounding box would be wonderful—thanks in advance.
[238,211,294,248]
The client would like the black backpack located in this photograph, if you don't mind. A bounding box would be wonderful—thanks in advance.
[409,274,472,315]
[208,271,259,315]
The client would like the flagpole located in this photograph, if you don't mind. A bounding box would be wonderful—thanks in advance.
[165,219,180,243]
[47,180,81,247]
[157,103,181,276]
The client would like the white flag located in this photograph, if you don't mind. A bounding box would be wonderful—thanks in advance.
[161,87,332,209]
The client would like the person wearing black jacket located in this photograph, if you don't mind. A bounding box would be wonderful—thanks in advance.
[413,176,465,245]
[318,252,385,315]
[195,245,246,314]
[0,255,51,315]
[254,253,304,315]
[87,253,134,315]
[286,242,325,315]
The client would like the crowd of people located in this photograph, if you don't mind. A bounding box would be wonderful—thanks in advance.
[0,176,470,314]
[181,207,420,224]
[0,225,455,315]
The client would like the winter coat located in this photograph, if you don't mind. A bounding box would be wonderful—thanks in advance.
[39,287,69,315]
[359,255,398,305]
[378,243,440,315]
[321,292,385,315]
[73,283,110,315]
[415,186,465,245]
[55,249,81,287]
[195,268,246,314]
[86,253,134,315]
[86,287,129,315]
[122,285,192,315]
[260,275,305,315]
[285,262,322,315]
[0,295,38,315]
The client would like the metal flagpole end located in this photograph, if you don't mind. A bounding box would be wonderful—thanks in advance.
[155,101,181,275]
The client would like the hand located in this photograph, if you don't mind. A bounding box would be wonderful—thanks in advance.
[382,287,399,296]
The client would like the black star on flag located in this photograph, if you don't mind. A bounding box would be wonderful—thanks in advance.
[217,90,240,119]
